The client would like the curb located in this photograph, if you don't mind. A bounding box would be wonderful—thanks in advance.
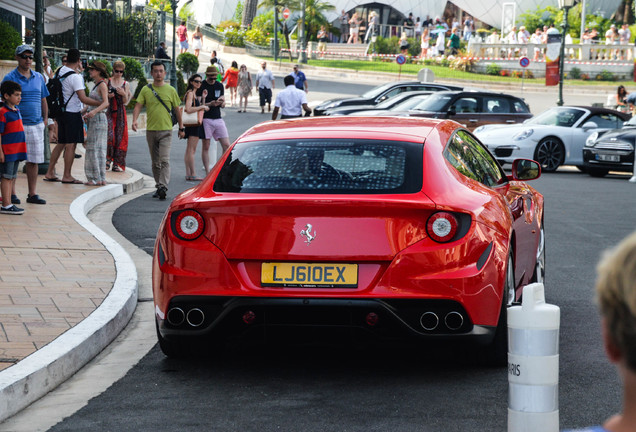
[0,184,139,423]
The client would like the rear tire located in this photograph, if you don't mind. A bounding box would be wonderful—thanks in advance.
[156,320,190,358]
[479,252,514,367]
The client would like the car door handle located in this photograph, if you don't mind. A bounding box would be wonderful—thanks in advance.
[506,120,516,123]
[469,119,479,122]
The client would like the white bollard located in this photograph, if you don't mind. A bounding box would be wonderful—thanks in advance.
[507,283,560,432]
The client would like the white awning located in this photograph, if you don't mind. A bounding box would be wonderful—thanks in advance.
[0,0,74,34]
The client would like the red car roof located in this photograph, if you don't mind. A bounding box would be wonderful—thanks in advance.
[237,116,457,144]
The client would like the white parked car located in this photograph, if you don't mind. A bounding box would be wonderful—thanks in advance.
[474,106,630,172]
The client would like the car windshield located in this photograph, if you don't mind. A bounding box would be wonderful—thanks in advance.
[214,139,423,194]
[360,82,399,99]
[375,93,412,109]
[408,93,453,112]
[526,107,586,127]
[624,115,636,127]
[391,95,432,111]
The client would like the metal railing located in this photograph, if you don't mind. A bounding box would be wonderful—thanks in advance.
[43,8,161,59]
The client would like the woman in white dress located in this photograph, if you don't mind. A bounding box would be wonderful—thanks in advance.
[420,28,430,58]
[191,26,203,58]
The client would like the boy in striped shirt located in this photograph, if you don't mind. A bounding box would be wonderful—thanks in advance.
[0,81,27,215]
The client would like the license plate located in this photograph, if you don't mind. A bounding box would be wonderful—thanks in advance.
[261,263,358,288]
[597,154,620,162]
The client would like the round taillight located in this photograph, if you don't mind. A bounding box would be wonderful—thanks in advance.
[174,210,204,240]
[427,212,459,243]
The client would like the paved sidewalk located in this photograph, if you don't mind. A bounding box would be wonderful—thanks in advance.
[0,148,144,421]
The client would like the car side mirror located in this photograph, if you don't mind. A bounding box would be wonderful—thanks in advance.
[447,107,456,116]
[510,159,541,181]
[582,121,598,131]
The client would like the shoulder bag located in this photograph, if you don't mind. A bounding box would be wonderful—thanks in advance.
[147,84,178,126]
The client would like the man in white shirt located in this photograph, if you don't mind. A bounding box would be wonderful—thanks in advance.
[255,61,275,114]
[45,48,100,183]
[271,75,311,120]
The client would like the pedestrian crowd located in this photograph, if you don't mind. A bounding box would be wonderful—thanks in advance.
[0,37,317,211]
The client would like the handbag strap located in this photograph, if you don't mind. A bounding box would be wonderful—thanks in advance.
[147,84,173,116]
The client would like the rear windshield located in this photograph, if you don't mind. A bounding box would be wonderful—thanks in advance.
[213,139,423,194]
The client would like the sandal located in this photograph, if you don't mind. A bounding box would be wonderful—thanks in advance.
[112,165,122,172]
[106,161,111,170]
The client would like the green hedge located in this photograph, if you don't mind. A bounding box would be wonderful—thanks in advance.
[0,21,22,60]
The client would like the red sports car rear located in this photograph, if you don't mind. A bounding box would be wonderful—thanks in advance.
[153,117,544,364]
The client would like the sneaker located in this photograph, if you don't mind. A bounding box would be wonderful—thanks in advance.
[11,195,20,204]
[629,176,636,183]
[1,205,24,215]
[26,194,46,204]
[152,190,160,198]
[158,186,167,201]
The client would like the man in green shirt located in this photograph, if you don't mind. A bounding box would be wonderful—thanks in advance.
[132,61,184,200]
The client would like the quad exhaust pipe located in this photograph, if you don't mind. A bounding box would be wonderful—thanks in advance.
[166,307,205,327]
[419,311,465,331]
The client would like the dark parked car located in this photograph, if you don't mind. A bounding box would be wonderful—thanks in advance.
[313,81,462,116]
[583,114,636,177]
[351,90,533,131]
[325,91,433,116]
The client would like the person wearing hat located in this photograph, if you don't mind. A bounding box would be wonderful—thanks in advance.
[45,48,101,184]
[196,65,230,170]
[291,64,308,92]
[132,60,184,200]
[1,45,50,204]
[82,61,110,186]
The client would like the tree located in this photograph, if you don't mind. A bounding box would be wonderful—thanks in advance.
[242,0,258,27]
[148,0,172,12]
[298,0,335,42]
[177,52,199,77]
[258,0,334,58]
[0,21,22,60]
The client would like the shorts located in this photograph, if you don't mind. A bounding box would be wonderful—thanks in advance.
[0,160,20,179]
[24,123,45,164]
[318,42,327,52]
[193,38,202,50]
[57,111,85,144]
[180,40,189,50]
[202,118,229,141]
[258,87,272,106]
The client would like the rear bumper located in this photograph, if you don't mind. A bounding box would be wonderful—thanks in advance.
[156,296,496,344]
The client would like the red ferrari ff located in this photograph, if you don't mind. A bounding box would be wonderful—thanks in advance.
[153,117,544,364]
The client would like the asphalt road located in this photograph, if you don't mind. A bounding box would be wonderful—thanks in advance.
[38,77,636,430]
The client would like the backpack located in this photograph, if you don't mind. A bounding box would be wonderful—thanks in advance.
[46,69,76,119]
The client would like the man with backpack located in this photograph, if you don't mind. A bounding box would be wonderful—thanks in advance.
[44,48,100,183]
[1,45,49,204]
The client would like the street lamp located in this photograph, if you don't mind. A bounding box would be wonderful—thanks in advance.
[170,0,178,85]
[557,0,575,106]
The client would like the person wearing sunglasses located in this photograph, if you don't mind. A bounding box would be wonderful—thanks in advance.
[106,61,132,172]
[182,74,209,181]
[0,45,50,205]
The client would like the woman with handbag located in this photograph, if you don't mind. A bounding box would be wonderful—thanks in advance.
[183,74,209,181]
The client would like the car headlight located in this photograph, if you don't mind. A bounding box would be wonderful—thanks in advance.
[324,101,341,110]
[513,129,534,141]
[474,126,485,134]
[585,132,599,147]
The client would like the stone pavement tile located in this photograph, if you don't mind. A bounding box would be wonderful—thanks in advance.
[0,154,119,373]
